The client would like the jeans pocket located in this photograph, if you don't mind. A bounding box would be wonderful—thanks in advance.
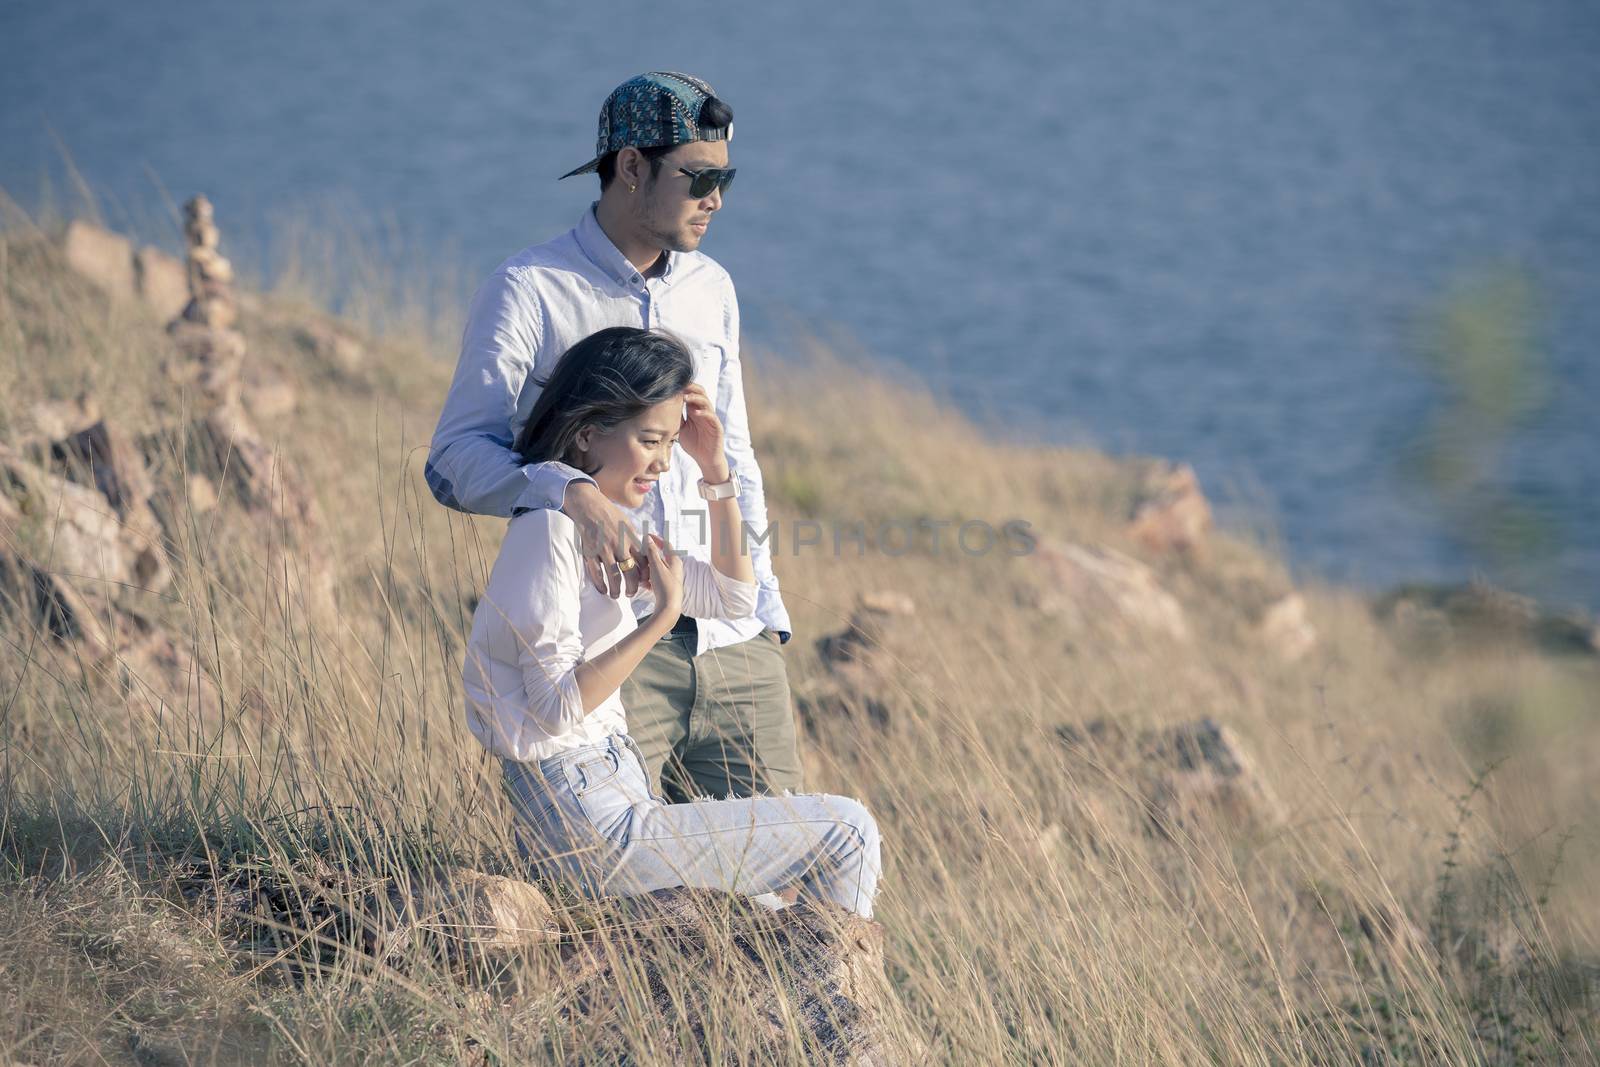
[568,751,622,797]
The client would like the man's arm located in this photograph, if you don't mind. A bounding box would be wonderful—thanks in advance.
[715,283,793,640]
[425,266,591,517]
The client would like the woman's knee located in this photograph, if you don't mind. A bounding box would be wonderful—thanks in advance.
[824,795,880,860]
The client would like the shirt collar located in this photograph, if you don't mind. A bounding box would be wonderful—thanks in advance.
[575,204,677,289]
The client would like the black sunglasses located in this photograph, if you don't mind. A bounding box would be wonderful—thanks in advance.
[678,166,736,199]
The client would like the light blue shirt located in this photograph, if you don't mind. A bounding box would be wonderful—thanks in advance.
[426,206,791,651]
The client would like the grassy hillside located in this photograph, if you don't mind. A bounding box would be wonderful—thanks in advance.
[1,209,1596,1065]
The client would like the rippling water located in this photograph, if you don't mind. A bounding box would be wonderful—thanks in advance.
[3,0,1596,606]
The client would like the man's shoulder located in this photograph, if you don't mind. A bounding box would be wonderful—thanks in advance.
[495,229,588,283]
[675,248,735,292]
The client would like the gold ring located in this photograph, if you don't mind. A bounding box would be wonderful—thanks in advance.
[615,558,638,573]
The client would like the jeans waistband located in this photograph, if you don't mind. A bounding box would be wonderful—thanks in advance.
[504,734,644,775]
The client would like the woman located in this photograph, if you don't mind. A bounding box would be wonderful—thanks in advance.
[462,327,880,918]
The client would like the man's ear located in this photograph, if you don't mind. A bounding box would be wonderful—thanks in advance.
[617,147,646,190]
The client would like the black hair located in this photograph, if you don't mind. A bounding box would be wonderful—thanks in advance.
[596,144,672,190]
[595,95,734,189]
[514,327,694,471]
[699,95,734,130]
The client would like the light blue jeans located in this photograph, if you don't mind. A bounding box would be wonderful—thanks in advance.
[502,735,881,918]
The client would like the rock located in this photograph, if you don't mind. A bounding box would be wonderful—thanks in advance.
[165,321,246,406]
[134,246,190,321]
[61,220,135,299]
[1257,593,1317,662]
[43,420,170,593]
[1141,718,1285,834]
[185,473,218,514]
[1127,460,1213,558]
[0,551,112,659]
[1028,539,1189,642]
[27,393,101,442]
[181,293,239,329]
[192,402,320,528]
[48,419,157,521]
[409,870,560,956]
[175,197,238,330]
[559,890,900,1065]
[3,445,169,598]
[1376,582,1599,657]
[161,402,335,618]
[293,320,367,374]
[242,362,298,419]
[2,452,133,589]
[864,591,915,617]
[818,590,915,672]
[1286,883,1428,980]
[113,612,221,719]
[1058,716,1284,837]
[188,243,234,286]
[176,863,902,1062]
[805,592,917,730]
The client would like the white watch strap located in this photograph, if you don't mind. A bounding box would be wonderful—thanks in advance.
[698,472,739,500]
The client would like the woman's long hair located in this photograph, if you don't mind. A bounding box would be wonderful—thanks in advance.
[514,327,694,473]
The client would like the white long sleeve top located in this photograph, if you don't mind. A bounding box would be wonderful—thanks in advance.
[463,509,759,763]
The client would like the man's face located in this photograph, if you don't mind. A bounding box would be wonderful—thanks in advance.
[634,141,730,254]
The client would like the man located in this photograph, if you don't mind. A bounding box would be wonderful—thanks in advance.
[427,71,802,803]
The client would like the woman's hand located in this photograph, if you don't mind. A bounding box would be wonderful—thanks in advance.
[677,384,729,482]
[644,533,684,622]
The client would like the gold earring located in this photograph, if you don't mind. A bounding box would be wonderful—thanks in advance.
[629,184,636,193]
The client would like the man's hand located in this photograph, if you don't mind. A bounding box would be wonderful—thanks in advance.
[562,480,645,597]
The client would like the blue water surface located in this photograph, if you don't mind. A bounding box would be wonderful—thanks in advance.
[2,0,1596,606]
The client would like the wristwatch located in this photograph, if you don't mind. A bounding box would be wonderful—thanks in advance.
[697,471,740,500]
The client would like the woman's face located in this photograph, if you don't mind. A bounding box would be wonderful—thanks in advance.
[578,397,682,509]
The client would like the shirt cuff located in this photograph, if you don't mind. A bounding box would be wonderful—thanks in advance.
[513,463,595,515]
[756,587,792,641]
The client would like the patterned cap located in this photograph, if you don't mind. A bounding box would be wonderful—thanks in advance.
[560,72,733,179]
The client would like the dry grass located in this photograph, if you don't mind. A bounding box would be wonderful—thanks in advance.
[1,208,1596,1064]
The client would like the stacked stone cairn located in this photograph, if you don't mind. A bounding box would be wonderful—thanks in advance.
[166,195,245,406]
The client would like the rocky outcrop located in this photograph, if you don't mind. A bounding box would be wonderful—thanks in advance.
[1255,591,1318,662]
[178,857,899,1064]
[1376,582,1599,657]
[800,592,917,730]
[293,319,367,376]
[135,245,190,321]
[5,200,329,718]
[62,220,135,298]
[1,444,167,595]
[1026,538,1190,642]
[60,219,192,320]
[1056,716,1285,837]
[1127,460,1213,559]
[554,889,897,1064]
[26,393,102,441]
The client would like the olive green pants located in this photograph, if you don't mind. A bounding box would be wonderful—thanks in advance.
[621,626,804,803]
